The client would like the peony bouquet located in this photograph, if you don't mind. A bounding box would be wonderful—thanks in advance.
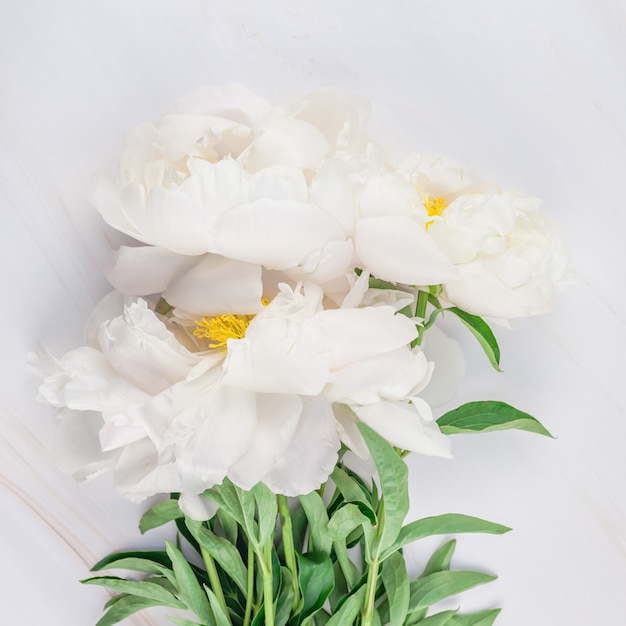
[30,85,570,626]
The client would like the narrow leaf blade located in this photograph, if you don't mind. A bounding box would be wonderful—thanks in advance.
[447,307,501,371]
[437,401,553,437]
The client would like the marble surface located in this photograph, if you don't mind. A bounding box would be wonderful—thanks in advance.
[2,0,626,624]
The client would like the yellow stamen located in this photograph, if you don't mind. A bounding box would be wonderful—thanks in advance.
[423,194,447,230]
[194,314,254,352]
[194,299,269,352]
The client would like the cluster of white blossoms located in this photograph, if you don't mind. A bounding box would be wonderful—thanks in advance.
[32,86,570,517]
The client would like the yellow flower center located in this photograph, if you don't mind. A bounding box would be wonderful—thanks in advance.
[194,299,269,352]
[423,194,447,230]
[194,314,254,352]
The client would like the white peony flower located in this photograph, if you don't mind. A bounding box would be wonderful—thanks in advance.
[360,154,570,319]
[32,281,450,516]
[90,86,382,285]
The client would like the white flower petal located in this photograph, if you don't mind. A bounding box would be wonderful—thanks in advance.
[317,306,418,368]
[177,385,257,489]
[228,394,303,490]
[288,87,371,153]
[221,315,329,395]
[326,347,431,405]
[244,118,329,171]
[334,403,369,459]
[52,409,117,481]
[353,401,452,458]
[99,413,147,451]
[263,395,340,496]
[115,438,182,502]
[355,216,459,285]
[360,173,418,218]
[99,299,202,395]
[211,200,345,269]
[163,254,263,314]
[106,246,196,296]
[178,493,219,521]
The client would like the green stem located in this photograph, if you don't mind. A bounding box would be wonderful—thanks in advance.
[413,289,430,347]
[259,540,275,626]
[243,541,254,626]
[278,495,300,610]
[200,545,231,624]
[361,554,380,626]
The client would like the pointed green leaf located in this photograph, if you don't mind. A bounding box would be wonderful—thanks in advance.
[421,540,456,577]
[274,567,295,626]
[139,499,183,534]
[186,520,248,595]
[414,610,458,625]
[447,307,502,371]
[437,401,553,437]
[82,576,185,609]
[408,571,497,614]
[390,513,510,556]
[252,482,278,546]
[449,608,502,625]
[331,466,374,511]
[297,552,335,621]
[298,492,332,554]
[205,585,232,626]
[91,550,172,573]
[328,503,372,541]
[94,595,162,626]
[381,552,410,626]
[326,586,366,626]
[356,423,409,554]
[165,541,213,624]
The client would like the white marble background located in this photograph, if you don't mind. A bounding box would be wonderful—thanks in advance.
[2,0,625,624]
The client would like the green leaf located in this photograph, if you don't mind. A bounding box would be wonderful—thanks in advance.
[234,483,259,546]
[186,520,248,595]
[82,576,185,609]
[139,499,183,534]
[437,401,553,437]
[381,552,410,626]
[328,503,372,541]
[408,571,497,614]
[275,567,295,626]
[298,492,332,554]
[391,514,510,556]
[331,466,374,511]
[94,595,162,626]
[446,307,502,371]
[207,480,244,527]
[326,586,366,626]
[252,482,278,546]
[356,422,409,554]
[449,609,502,625]
[205,585,232,626]
[421,540,456,577]
[413,610,458,625]
[91,550,172,573]
[165,541,213,624]
[297,552,335,622]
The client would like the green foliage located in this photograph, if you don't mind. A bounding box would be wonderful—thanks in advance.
[86,433,510,626]
[437,401,553,437]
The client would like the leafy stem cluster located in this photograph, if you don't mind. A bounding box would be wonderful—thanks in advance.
[83,424,534,626]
